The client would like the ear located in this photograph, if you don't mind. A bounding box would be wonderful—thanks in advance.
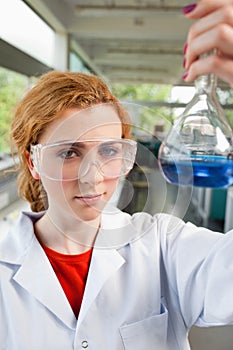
[25,150,40,180]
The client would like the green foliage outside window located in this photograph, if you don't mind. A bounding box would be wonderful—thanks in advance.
[111,83,175,135]
[217,88,233,129]
[0,67,29,153]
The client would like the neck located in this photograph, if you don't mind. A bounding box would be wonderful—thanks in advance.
[35,210,100,255]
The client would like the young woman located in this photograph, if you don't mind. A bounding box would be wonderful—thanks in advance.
[1,1,233,349]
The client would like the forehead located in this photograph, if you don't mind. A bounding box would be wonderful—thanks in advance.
[39,104,122,144]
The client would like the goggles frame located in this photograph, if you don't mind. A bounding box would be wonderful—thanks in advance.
[30,138,137,181]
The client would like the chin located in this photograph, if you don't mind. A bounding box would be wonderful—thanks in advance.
[70,203,103,222]
[78,210,102,222]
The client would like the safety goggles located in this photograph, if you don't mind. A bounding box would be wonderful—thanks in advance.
[30,138,137,181]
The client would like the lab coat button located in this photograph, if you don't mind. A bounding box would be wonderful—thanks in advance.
[82,340,88,348]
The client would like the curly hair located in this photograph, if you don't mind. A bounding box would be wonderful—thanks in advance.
[10,71,132,212]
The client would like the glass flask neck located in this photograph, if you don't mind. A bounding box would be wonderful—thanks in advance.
[194,73,217,95]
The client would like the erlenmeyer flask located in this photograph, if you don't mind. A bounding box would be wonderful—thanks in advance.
[158,67,233,188]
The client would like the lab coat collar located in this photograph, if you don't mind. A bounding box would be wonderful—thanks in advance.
[0,211,44,264]
[96,204,144,249]
[0,208,139,263]
[0,209,138,329]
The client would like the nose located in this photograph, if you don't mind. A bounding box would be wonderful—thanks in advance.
[78,160,104,184]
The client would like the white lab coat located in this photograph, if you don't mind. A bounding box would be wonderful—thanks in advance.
[1,209,233,350]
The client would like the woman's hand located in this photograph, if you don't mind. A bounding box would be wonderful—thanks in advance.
[183,0,233,87]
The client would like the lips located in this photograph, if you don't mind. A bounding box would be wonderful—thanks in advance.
[77,193,102,198]
[75,193,103,204]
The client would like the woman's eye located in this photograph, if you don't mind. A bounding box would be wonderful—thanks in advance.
[57,148,80,159]
[99,145,121,158]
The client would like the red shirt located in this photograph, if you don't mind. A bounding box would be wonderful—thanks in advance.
[42,244,93,319]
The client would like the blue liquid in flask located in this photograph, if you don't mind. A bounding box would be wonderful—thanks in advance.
[159,155,233,188]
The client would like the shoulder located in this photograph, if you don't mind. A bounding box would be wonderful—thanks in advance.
[102,207,223,244]
[101,207,156,234]
[0,211,44,264]
[107,209,186,235]
[100,207,188,247]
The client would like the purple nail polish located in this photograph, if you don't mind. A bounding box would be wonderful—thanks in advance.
[183,42,188,55]
[183,58,186,69]
[182,3,197,14]
[182,71,189,80]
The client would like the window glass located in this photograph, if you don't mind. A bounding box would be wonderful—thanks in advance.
[0,0,55,66]
[70,51,91,74]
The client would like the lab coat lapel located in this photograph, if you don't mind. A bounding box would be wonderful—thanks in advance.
[77,247,125,327]
[77,210,137,327]
[13,236,76,330]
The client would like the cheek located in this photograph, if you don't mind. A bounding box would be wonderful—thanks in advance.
[105,178,119,194]
[41,179,69,200]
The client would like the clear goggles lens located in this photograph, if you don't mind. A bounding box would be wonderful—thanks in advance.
[30,139,137,181]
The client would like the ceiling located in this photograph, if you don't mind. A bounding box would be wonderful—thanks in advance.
[26,0,195,86]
